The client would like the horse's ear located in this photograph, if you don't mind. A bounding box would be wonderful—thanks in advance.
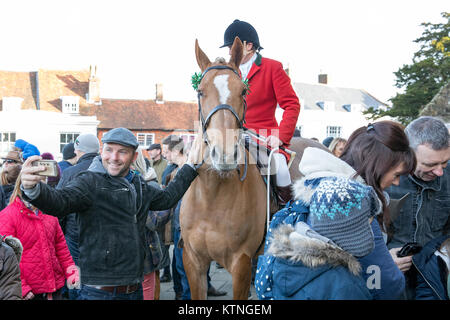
[229,36,243,70]
[195,39,211,72]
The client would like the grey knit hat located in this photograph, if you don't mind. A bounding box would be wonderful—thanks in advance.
[74,133,100,154]
[309,177,381,257]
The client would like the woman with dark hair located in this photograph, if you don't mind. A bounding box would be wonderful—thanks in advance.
[340,121,417,230]
[256,120,417,300]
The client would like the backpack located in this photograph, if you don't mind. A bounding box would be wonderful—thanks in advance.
[255,200,309,300]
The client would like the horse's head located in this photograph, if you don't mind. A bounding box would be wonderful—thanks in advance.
[195,37,246,173]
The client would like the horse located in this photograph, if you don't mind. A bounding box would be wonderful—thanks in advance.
[180,37,329,300]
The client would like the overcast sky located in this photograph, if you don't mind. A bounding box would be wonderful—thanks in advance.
[0,0,448,104]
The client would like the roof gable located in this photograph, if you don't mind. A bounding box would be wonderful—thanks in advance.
[80,99,198,130]
[37,69,89,112]
[0,71,38,110]
[293,82,387,112]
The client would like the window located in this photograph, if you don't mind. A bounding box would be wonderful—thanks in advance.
[179,134,196,145]
[136,133,155,148]
[0,132,16,153]
[60,132,80,152]
[61,96,79,114]
[326,126,342,138]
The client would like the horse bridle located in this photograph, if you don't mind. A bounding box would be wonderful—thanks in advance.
[196,65,248,181]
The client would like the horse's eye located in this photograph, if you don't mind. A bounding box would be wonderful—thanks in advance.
[197,90,203,97]
[242,89,247,96]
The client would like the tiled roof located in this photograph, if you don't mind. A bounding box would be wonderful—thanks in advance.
[0,71,37,110]
[293,82,388,111]
[37,69,90,112]
[80,99,198,130]
[0,69,198,131]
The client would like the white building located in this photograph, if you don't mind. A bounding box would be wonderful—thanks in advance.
[0,109,99,160]
[276,75,388,142]
[0,68,100,160]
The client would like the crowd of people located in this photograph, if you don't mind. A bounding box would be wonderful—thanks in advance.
[0,19,449,301]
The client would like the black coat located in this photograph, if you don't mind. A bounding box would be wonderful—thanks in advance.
[57,153,98,235]
[23,156,197,286]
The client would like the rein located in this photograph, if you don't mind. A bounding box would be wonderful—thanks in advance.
[196,65,248,181]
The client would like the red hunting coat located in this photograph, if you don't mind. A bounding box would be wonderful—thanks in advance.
[244,53,300,146]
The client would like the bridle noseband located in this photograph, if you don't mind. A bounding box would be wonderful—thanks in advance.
[196,65,248,181]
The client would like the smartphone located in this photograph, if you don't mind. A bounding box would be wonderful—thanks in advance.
[397,242,422,257]
[32,160,58,177]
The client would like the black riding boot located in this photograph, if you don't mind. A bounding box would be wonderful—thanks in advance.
[277,185,293,207]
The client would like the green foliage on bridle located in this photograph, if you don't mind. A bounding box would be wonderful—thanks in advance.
[191,72,251,96]
[191,72,203,91]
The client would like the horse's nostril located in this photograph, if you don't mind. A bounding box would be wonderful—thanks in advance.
[211,146,217,160]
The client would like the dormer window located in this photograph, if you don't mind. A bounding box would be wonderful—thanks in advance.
[316,101,335,111]
[61,96,79,114]
[2,97,23,112]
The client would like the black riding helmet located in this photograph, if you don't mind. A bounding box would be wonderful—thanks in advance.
[220,19,263,51]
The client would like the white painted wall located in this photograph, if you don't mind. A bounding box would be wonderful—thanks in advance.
[276,106,370,142]
[0,109,99,161]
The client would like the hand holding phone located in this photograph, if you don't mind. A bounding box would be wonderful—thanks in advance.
[31,160,58,177]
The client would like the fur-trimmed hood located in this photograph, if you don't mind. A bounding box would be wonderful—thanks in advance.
[1,235,23,263]
[268,223,362,276]
[292,147,382,210]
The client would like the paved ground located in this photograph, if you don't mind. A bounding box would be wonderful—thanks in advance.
[159,245,257,300]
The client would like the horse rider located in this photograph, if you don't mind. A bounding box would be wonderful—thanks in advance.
[221,19,301,204]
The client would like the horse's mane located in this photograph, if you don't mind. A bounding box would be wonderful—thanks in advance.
[214,57,226,64]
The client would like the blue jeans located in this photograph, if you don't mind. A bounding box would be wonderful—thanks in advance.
[78,284,143,300]
[172,245,182,295]
[174,228,191,300]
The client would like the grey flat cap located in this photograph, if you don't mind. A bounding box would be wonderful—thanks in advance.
[101,127,139,149]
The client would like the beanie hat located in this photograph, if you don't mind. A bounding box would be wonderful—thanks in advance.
[62,142,76,160]
[322,136,334,148]
[14,139,40,160]
[309,177,380,257]
[74,134,100,154]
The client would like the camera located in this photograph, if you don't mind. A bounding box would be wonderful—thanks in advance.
[32,160,58,177]
[397,242,422,257]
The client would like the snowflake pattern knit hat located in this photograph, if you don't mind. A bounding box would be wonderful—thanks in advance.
[309,177,381,258]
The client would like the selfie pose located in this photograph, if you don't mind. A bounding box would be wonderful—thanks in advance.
[19,127,202,300]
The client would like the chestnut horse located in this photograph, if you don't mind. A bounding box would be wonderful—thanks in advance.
[180,37,328,299]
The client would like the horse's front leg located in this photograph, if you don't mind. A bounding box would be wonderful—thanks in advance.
[183,246,209,300]
[230,253,252,300]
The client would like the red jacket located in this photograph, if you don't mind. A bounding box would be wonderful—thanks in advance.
[244,54,300,146]
[0,197,75,297]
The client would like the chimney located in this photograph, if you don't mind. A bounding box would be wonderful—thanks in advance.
[88,65,101,105]
[318,74,328,85]
[156,83,164,104]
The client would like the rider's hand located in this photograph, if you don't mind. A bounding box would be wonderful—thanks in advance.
[266,135,283,149]
[20,155,47,190]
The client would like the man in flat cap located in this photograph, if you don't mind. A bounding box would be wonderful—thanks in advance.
[147,143,167,185]
[19,127,203,300]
